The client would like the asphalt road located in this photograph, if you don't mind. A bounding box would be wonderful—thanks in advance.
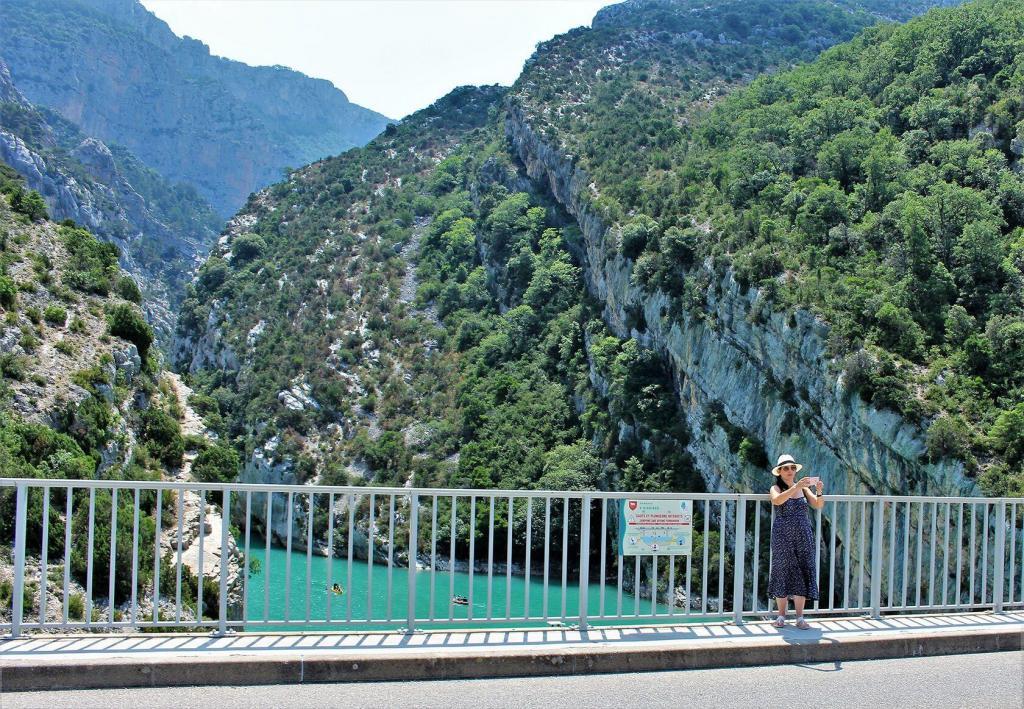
[2,651,1021,708]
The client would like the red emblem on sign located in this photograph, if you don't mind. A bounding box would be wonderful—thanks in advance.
[628,500,637,510]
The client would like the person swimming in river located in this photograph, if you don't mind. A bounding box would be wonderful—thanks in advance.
[328,583,345,595]
[451,595,469,606]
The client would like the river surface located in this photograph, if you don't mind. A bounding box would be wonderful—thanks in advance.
[244,546,686,630]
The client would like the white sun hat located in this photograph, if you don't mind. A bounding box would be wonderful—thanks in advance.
[771,453,803,476]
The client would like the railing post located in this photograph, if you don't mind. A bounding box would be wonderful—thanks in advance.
[993,500,1006,614]
[406,493,419,632]
[217,488,231,635]
[732,498,746,624]
[11,483,28,638]
[578,495,591,631]
[870,499,884,619]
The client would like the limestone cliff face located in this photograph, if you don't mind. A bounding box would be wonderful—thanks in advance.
[504,105,976,501]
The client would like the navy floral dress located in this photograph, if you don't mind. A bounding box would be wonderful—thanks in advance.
[768,492,819,600]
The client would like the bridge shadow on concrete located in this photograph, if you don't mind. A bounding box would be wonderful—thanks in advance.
[0,612,1020,659]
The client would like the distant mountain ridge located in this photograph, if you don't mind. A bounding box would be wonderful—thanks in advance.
[0,0,392,216]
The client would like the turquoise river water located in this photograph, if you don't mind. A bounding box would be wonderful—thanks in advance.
[244,545,685,630]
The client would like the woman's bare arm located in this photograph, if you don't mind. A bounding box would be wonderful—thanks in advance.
[803,480,825,510]
[770,479,810,505]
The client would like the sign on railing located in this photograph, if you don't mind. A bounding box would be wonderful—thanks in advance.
[1,479,1021,637]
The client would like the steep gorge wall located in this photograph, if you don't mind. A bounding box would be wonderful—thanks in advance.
[504,105,976,501]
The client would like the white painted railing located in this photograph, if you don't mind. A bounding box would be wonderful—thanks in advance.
[2,478,1021,637]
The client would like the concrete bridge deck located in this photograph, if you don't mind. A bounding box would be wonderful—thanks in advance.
[1,612,1021,691]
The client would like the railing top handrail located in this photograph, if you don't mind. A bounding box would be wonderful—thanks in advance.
[0,477,1008,504]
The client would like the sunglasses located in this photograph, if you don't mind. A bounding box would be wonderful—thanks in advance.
[780,464,797,471]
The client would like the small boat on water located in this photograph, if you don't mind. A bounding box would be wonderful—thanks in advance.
[451,595,469,606]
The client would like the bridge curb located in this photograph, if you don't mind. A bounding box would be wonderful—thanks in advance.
[1,624,1020,691]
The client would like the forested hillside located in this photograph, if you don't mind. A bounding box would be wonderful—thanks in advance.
[616,0,1024,494]
[170,0,1021,515]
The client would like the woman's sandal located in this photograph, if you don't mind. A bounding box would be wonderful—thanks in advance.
[794,617,811,630]
[772,616,786,628]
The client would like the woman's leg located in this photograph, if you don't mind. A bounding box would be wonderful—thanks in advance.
[793,596,806,616]
[776,596,787,616]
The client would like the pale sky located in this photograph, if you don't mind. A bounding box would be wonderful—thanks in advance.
[140,1,611,119]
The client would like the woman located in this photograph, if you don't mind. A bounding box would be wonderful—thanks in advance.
[768,453,824,629]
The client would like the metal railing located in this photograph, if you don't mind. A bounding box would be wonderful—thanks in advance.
[2,478,1021,637]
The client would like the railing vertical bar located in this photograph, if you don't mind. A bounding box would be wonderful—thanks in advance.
[326,493,334,622]
[858,500,866,609]
[579,496,591,630]
[561,497,569,620]
[367,494,375,621]
[505,496,513,621]
[218,489,231,635]
[154,487,163,624]
[407,493,418,630]
[430,495,437,622]
[303,493,311,618]
[283,491,292,622]
[197,490,205,623]
[39,488,49,627]
[870,499,883,619]
[387,495,395,622]
[1019,503,1024,605]
[633,555,641,617]
[828,501,836,610]
[130,488,140,627]
[901,500,910,608]
[347,494,355,623]
[108,487,118,629]
[651,554,658,618]
[928,501,937,608]
[668,555,676,617]
[942,504,950,610]
[175,490,183,624]
[685,543,692,617]
[733,498,746,624]
[980,503,989,606]
[914,501,923,608]
[244,491,251,625]
[968,503,977,606]
[525,498,533,620]
[1009,503,1017,605]
[843,500,851,610]
[993,500,1006,613]
[616,528,624,618]
[305,492,314,623]
[543,497,550,620]
[263,493,271,623]
[955,502,964,608]
[63,487,73,627]
[887,498,896,608]
[718,500,726,613]
[701,503,709,615]
[449,495,456,622]
[11,484,27,638]
[814,504,822,611]
[599,499,607,618]
[468,496,476,621]
[752,501,761,614]
[486,496,494,621]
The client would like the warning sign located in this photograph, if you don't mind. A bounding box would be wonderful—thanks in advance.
[618,499,692,556]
